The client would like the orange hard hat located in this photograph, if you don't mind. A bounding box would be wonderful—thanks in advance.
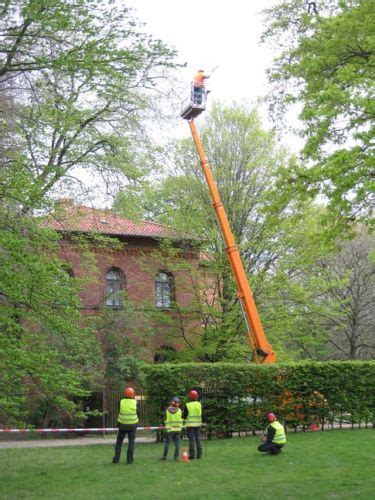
[125,387,135,398]
[188,390,198,400]
[267,412,276,422]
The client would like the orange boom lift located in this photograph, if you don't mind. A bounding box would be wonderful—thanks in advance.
[181,83,276,364]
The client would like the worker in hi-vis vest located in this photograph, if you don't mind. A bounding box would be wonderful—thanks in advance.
[182,389,202,459]
[258,412,286,455]
[160,396,183,461]
[112,387,139,464]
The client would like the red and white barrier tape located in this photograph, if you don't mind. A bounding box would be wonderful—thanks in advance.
[0,426,166,433]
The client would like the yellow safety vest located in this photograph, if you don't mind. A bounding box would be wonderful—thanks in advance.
[268,420,286,444]
[118,398,138,425]
[186,401,202,427]
[165,408,183,433]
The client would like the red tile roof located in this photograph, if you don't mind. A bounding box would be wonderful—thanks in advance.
[41,200,181,239]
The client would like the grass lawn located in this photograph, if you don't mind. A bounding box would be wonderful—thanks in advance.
[1,430,374,499]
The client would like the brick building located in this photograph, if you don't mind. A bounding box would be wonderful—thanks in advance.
[42,200,202,362]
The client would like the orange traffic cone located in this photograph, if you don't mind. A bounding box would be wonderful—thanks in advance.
[182,448,189,462]
[309,423,320,431]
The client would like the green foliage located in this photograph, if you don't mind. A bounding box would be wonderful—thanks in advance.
[263,0,374,225]
[0,212,102,426]
[1,0,179,211]
[116,104,292,360]
[93,301,157,391]
[116,103,358,362]
[141,361,375,432]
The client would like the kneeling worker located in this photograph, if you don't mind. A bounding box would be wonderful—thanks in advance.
[160,396,183,461]
[112,387,139,464]
[258,412,286,455]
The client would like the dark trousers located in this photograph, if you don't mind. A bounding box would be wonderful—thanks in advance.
[187,426,202,459]
[113,424,137,463]
[162,431,181,459]
[193,86,203,104]
[258,442,284,455]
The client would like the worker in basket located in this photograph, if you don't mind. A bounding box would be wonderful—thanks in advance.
[258,412,286,455]
[112,387,139,464]
[193,69,210,105]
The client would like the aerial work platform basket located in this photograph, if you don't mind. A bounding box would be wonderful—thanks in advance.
[180,82,208,120]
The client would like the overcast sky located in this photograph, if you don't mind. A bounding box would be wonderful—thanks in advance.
[124,0,304,146]
[127,0,283,119]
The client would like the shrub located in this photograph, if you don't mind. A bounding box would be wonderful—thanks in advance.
[140,361,375,432]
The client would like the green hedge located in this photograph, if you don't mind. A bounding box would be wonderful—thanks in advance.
[140,361,375,433]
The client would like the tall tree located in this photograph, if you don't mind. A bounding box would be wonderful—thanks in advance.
[115,103,341,362]
[319,229,375,360]
[0,215,103,426]
[0,0,178,211]
[262,0,374,226]
[0,0,179,425]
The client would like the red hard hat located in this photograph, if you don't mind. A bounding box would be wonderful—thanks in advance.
[267,412,276,422]
[125,387,135,398]
[188,390,198,400]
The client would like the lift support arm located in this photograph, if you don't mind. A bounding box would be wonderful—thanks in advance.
[188,119,276,364]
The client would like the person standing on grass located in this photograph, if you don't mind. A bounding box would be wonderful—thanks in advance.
[182,389,203,459]
[258,412,286,455]
[112,387,139,464]
[160,396,183,461]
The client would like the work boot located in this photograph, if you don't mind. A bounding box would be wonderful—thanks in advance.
[112,458,119,463]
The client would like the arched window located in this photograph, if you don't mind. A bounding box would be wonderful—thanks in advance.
[105,268,125,308]
[155,271,174,309]
[154,346,176,364]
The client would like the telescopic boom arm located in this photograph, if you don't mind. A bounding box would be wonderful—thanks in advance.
[184,114,276,364]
